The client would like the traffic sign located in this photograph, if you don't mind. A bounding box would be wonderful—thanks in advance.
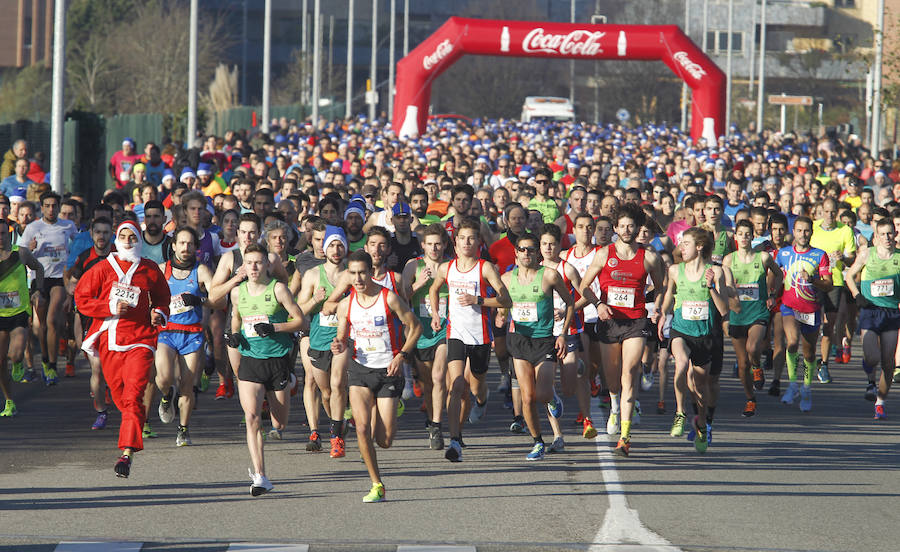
[768,95,813,106]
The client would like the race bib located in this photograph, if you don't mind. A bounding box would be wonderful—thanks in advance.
[682,300,709,321]
[111,282,140,307]
[511,302,538,322]
[169,294,192,315]
[48,245,65,264]
[320,313,339,328]
[737,284,760,302]
[242,314,269,337]
[0,291,21,309]
[711,254,723,265]
[419,296,448,319]
[607,286,635,308]
[794,310,816,326]
[871,279,894,298]
[451,279,477,302]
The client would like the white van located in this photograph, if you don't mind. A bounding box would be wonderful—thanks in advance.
[520,96,575,123]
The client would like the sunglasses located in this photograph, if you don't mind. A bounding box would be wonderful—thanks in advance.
[535,179,550,184]
[517,246,538,253]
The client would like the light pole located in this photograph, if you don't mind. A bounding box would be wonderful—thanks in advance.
[681,0,691,130]
[388,0,395,120]
[187,0,198,144]
[346,0,354,118]
[871,0,885,153]
[312,0,321,123]
[261,0,271,133]
[369,0,378,121]
[725,0,733,134]
[49,0,65,194]
[755,0,767,133]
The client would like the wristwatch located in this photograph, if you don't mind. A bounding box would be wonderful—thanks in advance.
[477,296,484,306]
[400,350,412,361]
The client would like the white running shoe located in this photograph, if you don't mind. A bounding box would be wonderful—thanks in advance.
[401,364,415,401]
[547,436,565,453]
[781,381,800,404]
[640,366,653,391]
[158,386,176,425]
[606,411,620,435]
[497,373,511,394]
[249,469,273,496]
[468,390,489,423]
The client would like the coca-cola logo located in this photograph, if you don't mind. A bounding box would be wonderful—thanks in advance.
[673,51,707,80]
[522,28,605,56]
[610,270,632,281]
[423,39,453,70]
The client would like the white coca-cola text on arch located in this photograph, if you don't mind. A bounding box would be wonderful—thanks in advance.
[673,51,707,81]
[423,39,454,70]
[522,28,606,56]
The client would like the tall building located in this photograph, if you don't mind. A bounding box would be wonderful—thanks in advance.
[0,0,54,69]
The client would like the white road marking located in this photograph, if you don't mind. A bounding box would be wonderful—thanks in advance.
[227,545,309,552]
[589,406,682,552]
[54,543,142,552]
[397,547,477,552]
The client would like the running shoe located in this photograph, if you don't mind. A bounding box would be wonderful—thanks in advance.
[633,401,642,425]
[841,342,851,364]
[158,386,176,424]
[249,469,273,496]
[752,367,765,391]
[199,372,210,393]
[656,401,666,415]
[176,426,192,447]
[693,419,708,454]
[865,382,878,402]
[289,373,299,397]
[413,380,423,398]
[330,436,345,458]
[781,381,800,404]
[20,368,37,383]
[874,404,887,420]
[606,411,620,435]
[509,416,527,434]
[599,391,611,410]
[640,364,653,391]
[526,441,545,461]
[267,428,283,440]
[732,362,739,379]
[428,424,444,450]
[613,438,630,457]
[445,438,462,462]
[42,363,58,386]
[894,368,900,384]
[582,418,598,439]
[468,391,489,423]
[799,385,812,412]
[306,431,322,451]
[768,380,781,397]
[458,436,467,448]
[65,363,75,377]
[830,344,840,363]
[214,382,228,400]
[0,399,16,417]
[91,411,108,430]
[817,362,832,384]
[396,398,405,417]
[114,455,132,478]
[590,377,600,397]
[497,373,511,394]
[503,388,513,410]
[705,423,713,445]
[547,390,564,419]
[670,412,686,437]
[11,361,24,383]
[363,482,385,503]
[742,399,757,418]
[225,377,235,398]
[547,436,565,453]
[575,412,584,424]
[142,422,158,438]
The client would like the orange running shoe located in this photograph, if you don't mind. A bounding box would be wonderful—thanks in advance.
[413,380,423,398]
[752,367,765,391]
[613,438,631,457]
[65,363,75,377]
[742,399,757,417]
[582,417,598,439]
[330,436,346,458]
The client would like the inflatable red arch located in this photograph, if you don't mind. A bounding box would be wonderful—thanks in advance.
[392,17,726,142]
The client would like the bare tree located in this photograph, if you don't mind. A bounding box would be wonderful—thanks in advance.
[68,36,114,111]
[205,64,239,112]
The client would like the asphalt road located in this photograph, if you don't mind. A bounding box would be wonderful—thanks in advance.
[1,342,898,552]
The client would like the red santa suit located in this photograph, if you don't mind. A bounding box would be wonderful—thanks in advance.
[75,221,170,452]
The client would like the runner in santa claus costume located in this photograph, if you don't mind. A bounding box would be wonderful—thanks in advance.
[75,220,170,478]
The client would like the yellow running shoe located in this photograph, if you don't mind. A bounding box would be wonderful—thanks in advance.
[363,482,385,503]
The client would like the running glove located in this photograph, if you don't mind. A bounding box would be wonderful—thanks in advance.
[224,332,241,348]
[181,293,204,307]
[254,322,276,337]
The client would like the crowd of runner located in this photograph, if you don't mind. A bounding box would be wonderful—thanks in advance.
[1,117,898,502]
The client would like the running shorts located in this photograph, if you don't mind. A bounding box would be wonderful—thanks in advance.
[348,359,403,398]
[595,317,651,344]
[858,306,900,333]
[780,304,821,334]
[0,311,28,332]
[507,333,556,366]
[158,331,204,356]
[238,354,292,391]
[446,338,491,375]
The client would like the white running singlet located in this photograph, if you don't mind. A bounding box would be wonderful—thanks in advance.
[347,287,400,369]
[446,258,491,345]
[565,246,600,323]
[19,218,76,279]
[372,271,397,292]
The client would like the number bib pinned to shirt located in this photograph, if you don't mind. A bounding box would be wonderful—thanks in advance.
[320,313,339,327]
[737,284,760,302]
[111,282,140,307]
[794,310,816,326]
[511,302,538,322]
[0,291,21,309]
[242,314,269,337]
[169,294,192,315]
[419,296,448,319]
[682,300,709,321]
[607,286,635,308]
[871,279,894,298]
